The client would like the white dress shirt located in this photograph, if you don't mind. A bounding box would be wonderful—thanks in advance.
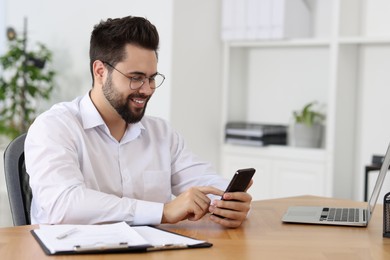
[25,92,228,225]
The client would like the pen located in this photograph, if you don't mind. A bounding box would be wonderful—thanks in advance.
[74,242,129,252]
[56,227,79,240]
[147,243,188,251]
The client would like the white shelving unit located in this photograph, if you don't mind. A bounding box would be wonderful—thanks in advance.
[219,0,390,200]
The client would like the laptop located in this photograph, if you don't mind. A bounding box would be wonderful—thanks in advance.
[282,142,390,226]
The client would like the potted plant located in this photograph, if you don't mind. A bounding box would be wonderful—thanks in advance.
[0,23,55,142]
[291,101,325,148]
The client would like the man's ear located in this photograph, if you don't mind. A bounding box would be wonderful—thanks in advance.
[93,60,106,86]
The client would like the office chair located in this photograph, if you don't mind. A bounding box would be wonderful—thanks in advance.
[3,133,32,226]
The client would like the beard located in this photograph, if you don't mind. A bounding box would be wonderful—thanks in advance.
[102,75,150,124]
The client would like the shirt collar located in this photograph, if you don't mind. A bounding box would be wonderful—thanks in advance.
[79,91,145,139]
[80,91,105,129]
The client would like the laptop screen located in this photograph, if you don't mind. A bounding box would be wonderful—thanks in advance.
[367,142,390,220]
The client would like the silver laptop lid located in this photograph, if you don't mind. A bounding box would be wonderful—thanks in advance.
[367,142,390,221]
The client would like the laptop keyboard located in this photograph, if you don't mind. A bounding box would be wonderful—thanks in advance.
[320,208,364,222]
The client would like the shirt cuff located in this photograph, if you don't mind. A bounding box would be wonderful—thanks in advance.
[133,200,164,225]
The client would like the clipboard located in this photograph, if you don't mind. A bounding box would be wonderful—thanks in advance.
[31,222,212,255]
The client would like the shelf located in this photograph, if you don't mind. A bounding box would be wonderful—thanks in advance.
[338,36,390,45]
[226,37,390,49]
[226,38,331,48]
[220,0,390,200]
[222,144,326,162]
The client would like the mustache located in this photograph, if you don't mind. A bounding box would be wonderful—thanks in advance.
[128,93,150,100]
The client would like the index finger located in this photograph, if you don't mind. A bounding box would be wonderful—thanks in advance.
[223,191,252,202]
[197,186,225,197]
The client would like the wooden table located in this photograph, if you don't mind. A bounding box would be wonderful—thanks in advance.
[1,195,390,259]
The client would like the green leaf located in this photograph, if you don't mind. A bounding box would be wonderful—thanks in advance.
[0,34,56,137]
[293,101,325,127]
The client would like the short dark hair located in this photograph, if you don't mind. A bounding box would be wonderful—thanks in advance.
[89,16,159,85]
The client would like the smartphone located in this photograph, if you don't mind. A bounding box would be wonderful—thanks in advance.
[212,168,255,219]
[222,168,256,200]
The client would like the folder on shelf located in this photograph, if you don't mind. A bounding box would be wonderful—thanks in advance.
[221,0,311,41]
[246,0,271,40]
[31,221,212,255]
[221,0,235,40]
[258,0,272,39]
[225,122,287,137]
[270,0,311,39]
[225,135,287,146]
[225,122,287,147]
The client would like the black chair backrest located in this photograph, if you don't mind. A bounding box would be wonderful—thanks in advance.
[3,133,32,226]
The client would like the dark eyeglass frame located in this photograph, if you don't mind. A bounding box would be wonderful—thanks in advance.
[103,61,165,90]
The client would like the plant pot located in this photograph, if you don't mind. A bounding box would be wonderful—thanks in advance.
[291,123,323,148]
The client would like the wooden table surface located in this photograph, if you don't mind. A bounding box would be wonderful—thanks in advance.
[1,195,390,259]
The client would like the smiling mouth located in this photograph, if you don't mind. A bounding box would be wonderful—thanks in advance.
[131,98,145,104]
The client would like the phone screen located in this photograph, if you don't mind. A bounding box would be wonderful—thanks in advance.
[223,168,256,195]
[212,168,255,218]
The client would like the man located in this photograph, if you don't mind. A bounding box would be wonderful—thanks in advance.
[25,16,252,228]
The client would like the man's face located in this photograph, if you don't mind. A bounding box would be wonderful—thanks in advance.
[102,44,158,124]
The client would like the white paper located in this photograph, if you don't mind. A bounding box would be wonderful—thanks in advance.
[34,222,149,253]
[133,226,206,246]
[33,221,206,254]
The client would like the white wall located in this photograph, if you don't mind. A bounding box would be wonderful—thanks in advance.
[4,0,173,120]
[170,0,222,168]
[0,0,5,54]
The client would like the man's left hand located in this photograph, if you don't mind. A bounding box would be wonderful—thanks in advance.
[208,191,252,228]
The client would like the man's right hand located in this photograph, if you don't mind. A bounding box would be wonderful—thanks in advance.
[161,186,223,224]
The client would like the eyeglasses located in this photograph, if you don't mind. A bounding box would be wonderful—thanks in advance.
[103,61,165,90]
